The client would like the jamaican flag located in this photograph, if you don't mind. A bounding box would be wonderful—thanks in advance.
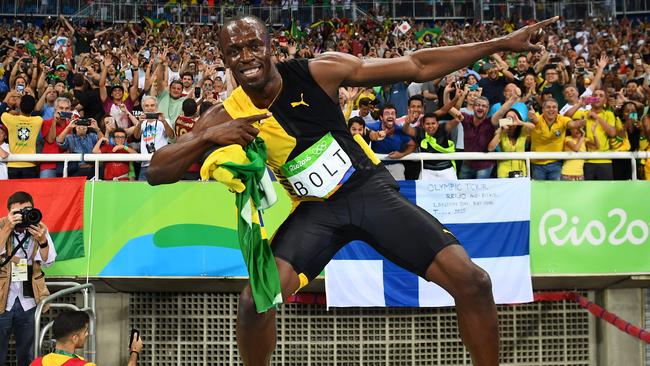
[0,177,85,261]
[143,16,169,29]
[415,27,442,43]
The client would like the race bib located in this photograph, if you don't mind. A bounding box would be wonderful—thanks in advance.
[11,259,28,282]
[281,133,354,199]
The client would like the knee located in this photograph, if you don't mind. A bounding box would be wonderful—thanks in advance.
[237,287,257,320]
[456,266,492,299]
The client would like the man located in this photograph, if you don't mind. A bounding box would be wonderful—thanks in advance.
[540,66,566,107]
[508,53,549,87]
[155,53,188,128]
[100,55,139,130]
[367,104,416,180]
[56,116,103,179]
[180,72,195,97]
[396,95,424,126]
[132,96,174,181]
[40,97,72,178]
[0,191,57,366]
[561,55,607,117]
[0,95,43,179]
[174,99,201,180]
[477,63,508,105]
[572,89,616,180]
[459,96,496,179]
[348,97,375,124]
[402,112,460,180]
[35,85,58,120]
[72,73,103,123]
[29,310,95,366]
[146,15,557,366]
[529,99,584,180]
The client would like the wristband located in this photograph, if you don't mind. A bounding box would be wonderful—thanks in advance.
[123,146,129,151]
[38,241,48,249]
[131,351,139,356]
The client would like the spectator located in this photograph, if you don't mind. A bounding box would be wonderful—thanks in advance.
[477,63,508,105]
[0,125,7,180]
[0,191,57,366]
[132,96,174,180]
[458,96,495,179]
[403,111,460,180]
[127,329,143,366]
[561,126,587,181]
[396,95,424,126]
[561,55,607,117]
[92,128,137,181]
[40,97,72,178]
[174,99,201,180]
[99,54,140,133]
[348,97,375,124]
[540,66,567,107]
[529,99,584,180]
[56,115,103,178]
[1,94,43,179]
[367,104,415,180]
[572,89,616,180]
[72,73,103,123]
[29,310,95,366]
[153,51,187,128]
[488,97,535,178]
[34,85,58,120]
[180,72,195,97]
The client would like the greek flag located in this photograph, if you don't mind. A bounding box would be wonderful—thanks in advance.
[325,179,533,308]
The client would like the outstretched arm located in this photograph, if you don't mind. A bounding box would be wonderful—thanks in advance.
[310,18,558,97]
[146,104,270,185]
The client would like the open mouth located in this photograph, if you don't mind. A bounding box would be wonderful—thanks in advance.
[241,66,262,78]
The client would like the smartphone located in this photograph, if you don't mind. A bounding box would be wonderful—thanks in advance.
[145,112,159,120]
[129,328,139,348]
[59,111,73,119]
[498,117,514,127]
[584,97,600,104]
[629,112,638,120]
[194,87,201,99]
[636,59,643,66]
[16,84,25,94]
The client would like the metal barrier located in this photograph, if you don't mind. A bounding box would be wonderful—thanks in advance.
[34,282,97,362]
[3,151,649,180]
[0,0,639,23]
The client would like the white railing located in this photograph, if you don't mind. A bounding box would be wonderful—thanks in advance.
[3,151,649,180]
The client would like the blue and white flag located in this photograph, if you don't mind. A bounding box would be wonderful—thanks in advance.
[325,178,533,308]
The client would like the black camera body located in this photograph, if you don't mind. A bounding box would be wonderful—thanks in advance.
[145,142,156,154]
[16,207,42,229]
[145,112,159,120]
[508,171,524,178]
[75,118,91,126]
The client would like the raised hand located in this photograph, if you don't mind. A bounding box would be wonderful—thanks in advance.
[499,17,559,52]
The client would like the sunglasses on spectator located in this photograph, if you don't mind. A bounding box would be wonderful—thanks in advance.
[114,135,127,139]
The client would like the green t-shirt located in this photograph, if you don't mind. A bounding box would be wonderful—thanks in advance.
[157,90,186,131]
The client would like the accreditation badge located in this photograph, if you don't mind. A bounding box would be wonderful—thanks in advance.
[11,259,28,282]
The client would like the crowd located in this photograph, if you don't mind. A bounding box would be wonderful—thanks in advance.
[0,14,649,182]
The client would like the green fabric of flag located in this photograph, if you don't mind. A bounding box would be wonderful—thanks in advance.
[205,139,282,313]
[415,27,442,43]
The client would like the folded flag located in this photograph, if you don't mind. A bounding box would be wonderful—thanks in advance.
[200,139,281,313]
[415,27,442,43]
[326,178,533,308]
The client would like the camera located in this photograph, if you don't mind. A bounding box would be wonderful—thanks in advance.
[79,66,88,72]
[145,142,156,154]
[16,207,42,229]
[145,112,159,120]
[194,87,201,99]
[508,171,524,178]
[59,111,72,119]
[75,118,91,126]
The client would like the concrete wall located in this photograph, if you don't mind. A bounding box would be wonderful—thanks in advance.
[94,293,130,365]
[597,288,645,366]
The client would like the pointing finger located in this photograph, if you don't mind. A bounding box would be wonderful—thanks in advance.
[531,16,559,30]
[241,113,272,124]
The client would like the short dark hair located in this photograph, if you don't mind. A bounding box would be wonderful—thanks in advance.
[347,116,365,129]
[170,80,183,89]
[20,95,36,114]
[112,127,127,137]
[53,311,89,340]
[7,191,33,210]
[73,73,85,87]
[380,103,396,116]
[408,94,424,107]
[181,72,194,80]
[422,112,437,121]
[182,98,198,116]
[199,101,214,116]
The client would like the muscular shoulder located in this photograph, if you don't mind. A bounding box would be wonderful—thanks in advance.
[308,52,361,94]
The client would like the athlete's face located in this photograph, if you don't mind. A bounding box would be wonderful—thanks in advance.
[220,18,272,91]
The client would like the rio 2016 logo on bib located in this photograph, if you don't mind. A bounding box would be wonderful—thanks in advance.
[281,133,355,199]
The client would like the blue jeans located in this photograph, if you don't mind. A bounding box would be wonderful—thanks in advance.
[531,161,562,181]
[39,169,58,178]
[0,301,36,366]
[459,164,493,179]
[138,166,148,181]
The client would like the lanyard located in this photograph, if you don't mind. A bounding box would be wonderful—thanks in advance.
[54,349,78,358]
[13,232,30,258]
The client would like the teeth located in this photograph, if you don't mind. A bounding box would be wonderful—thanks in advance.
[243,67,260,76]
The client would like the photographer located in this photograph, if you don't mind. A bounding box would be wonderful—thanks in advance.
[0,191,57,366]
[131,96,174,181]
[56,114,103,178]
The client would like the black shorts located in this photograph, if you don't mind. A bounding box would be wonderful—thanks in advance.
[271,169,460,281]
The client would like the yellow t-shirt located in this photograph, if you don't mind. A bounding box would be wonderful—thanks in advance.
[1,112,43,168]
[573,109,616,163]
[531,113,572,165]
[561,135,586,176]
[496,130,528,178]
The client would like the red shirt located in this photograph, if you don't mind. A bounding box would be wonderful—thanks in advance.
[175,115,200,173]
[99,143,130,180]
[40,118,67,171]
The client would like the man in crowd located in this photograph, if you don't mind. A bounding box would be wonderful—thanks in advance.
[132,96,174,180]
[147,14,558,366]
[0,95,43,179]
[459,96,496,178]
[40,97,72,178]
[56,115,103,178]
[0,191,57,366]
[367,103,416,180]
